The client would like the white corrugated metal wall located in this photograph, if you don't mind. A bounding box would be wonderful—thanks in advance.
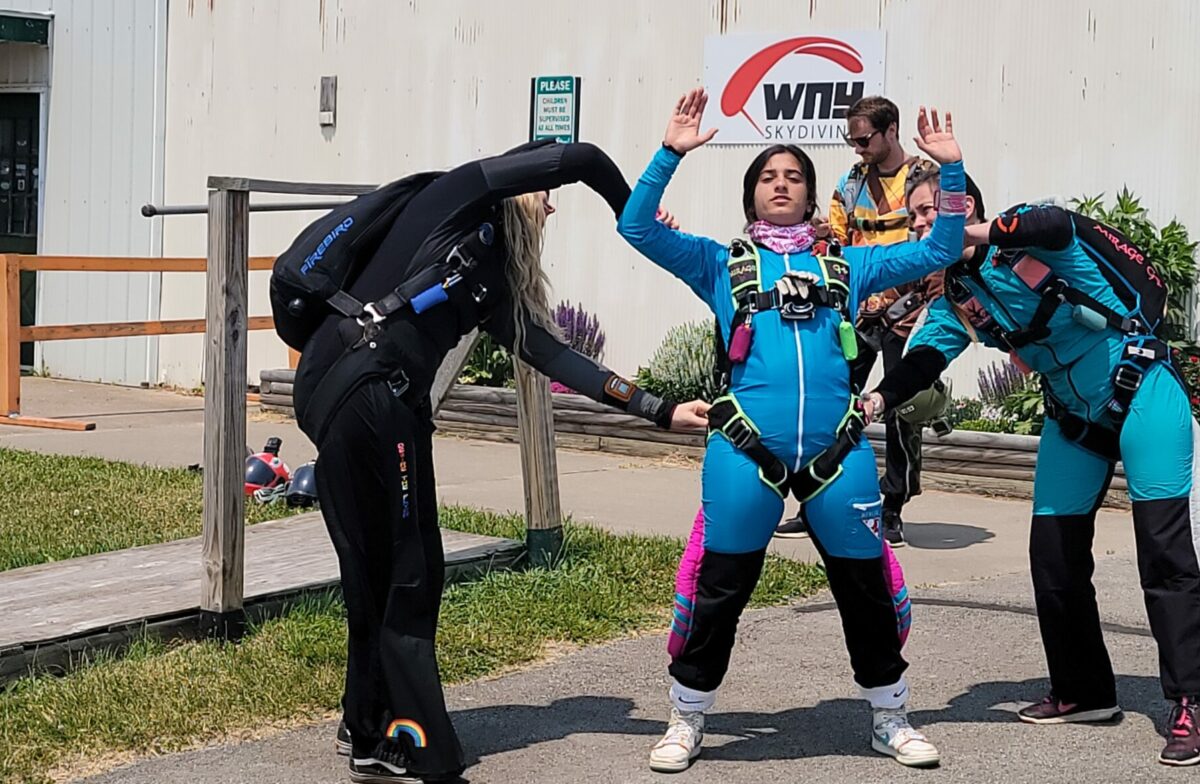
[153,0,1199,397]
[3,0,168,386]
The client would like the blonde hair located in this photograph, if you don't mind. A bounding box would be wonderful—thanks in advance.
[501,192,560,351]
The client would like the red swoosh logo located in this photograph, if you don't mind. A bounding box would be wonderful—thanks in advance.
[721,37,863,134]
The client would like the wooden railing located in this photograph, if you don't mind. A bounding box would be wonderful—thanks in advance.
[2,174,559,640]
[0,253,277,431]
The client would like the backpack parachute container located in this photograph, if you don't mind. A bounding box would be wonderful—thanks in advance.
[1069,212,1168,336]
[270,172,442,351]
[946,204,1172,459]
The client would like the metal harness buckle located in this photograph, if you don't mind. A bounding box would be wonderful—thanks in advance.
[721,416,757,451]
[351,302,387,347]
[779,298,816,320]
[447,222,494,273]
[1113,365,1143,393]
[358,301,386,326]
[387,367,411,399]
[446,244,472,272]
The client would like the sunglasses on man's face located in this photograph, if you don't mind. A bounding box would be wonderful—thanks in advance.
[843,129,881,149]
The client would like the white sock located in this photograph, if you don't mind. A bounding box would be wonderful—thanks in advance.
[670,680,716,713]
[861,676,909,710]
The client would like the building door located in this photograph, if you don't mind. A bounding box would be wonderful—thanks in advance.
[0,92,39,367]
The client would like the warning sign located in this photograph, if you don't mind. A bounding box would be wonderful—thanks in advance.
[530,76,580,143]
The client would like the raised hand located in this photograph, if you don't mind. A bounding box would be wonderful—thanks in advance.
[663,87,719,154]
[656,207,681,230]
[913,106,961,165]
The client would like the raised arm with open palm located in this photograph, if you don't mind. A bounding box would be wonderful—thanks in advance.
[912,106,960,164]
[663,87,719,154]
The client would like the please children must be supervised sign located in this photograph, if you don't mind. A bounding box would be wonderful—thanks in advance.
[530,76,581,143]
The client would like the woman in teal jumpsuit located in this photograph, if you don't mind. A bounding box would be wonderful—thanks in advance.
[620,88,969,772]
[871,167,1200,767]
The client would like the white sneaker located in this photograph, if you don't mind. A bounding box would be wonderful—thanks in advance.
[871,706,940,767]
[649,707,704,772]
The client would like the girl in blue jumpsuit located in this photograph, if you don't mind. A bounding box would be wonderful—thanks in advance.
[872,168,1200,767]
[619,88,969,772]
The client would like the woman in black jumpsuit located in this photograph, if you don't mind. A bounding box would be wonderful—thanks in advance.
[292,140,706,782]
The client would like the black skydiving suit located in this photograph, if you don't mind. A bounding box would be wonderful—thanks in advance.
[292,141,678,779]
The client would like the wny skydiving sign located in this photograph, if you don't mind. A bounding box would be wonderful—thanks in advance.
[704,33,885,145]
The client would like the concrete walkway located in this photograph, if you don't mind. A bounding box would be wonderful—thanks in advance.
[0,378,1136,590]
[80,565,1172,784]
[1,379,1170,782]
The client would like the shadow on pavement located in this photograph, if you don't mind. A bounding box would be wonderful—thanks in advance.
[452,697,660,766]
[451,675,1166,766]
[903,521,995,550]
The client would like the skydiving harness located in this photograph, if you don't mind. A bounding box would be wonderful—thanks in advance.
[1040,334,1171,462]
[839,157,936,240]
[944,243,1173,463]
[944,252,1152,353]
[707,237,870,501]
[707,394,868,501]
[350,221,498,350]
[722,238,858,364]
[299,222,498,444]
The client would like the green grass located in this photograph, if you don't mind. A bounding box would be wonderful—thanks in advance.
[0,506,826,784]
[0,447,304,572]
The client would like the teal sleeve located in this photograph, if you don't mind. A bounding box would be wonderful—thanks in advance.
[906,295,973,363]
[617,147,727,310]
[847,160,968,299]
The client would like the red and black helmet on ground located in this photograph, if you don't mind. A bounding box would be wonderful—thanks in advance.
[244,437,291,495]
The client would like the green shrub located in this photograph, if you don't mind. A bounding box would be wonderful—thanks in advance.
[945,397,982,427]
[954,418,1014,434]
[458,333,514,388]
[1172,345,1200,421]
[1000,384,1044,435]
[635,321,720,403]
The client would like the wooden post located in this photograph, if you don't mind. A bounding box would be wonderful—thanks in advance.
[431,329,481,415]
[514,357,562,567]
[200,186,250,640]
[0,255,18,417]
